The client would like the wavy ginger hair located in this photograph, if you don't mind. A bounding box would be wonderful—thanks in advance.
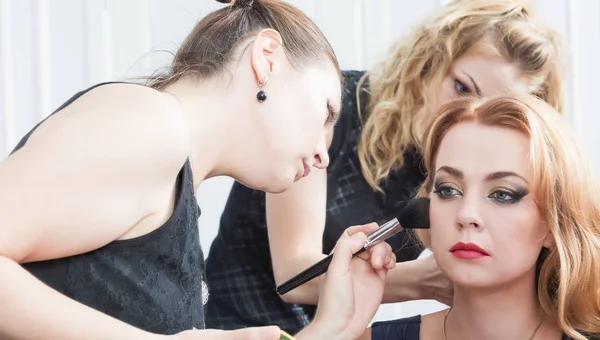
[416,94,600,340]
[358,0,567,191]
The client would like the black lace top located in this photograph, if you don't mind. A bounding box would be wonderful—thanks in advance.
[205,70,426,333]
[13,83,206,335]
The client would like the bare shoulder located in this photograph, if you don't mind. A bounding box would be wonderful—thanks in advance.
[28,82,190,171]
[0,83,191,263]
[419,310,448,339]
[62,83,187,146]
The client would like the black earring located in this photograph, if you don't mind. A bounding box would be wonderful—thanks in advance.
[256,90,267,102]
[257,77,268,103]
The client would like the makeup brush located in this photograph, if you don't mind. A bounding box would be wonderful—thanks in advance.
[275,197,431,296]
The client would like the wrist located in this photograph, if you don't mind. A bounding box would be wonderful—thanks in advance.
[384,260,423,302]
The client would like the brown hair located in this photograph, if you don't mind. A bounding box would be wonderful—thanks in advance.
[147,0,341,89]
[357,0,568,192]
[417,94,600,340]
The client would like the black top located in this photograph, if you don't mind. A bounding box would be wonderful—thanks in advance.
[371,315,421,339]
[12,83,206,335]
[371,315,574,340]
[205,70,426,333]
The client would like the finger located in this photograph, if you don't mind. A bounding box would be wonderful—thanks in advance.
[368,242,390,268]
[375,266,389,281]
[383,242,393,265]
[344,222,379,237]
[385,252,397,269]
[350,223,382,262]
[360,241,393,267]
[384,246,392,265]
[327,223,378,256]
[328,231,368,276]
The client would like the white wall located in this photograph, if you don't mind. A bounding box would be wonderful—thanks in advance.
[1,0,599,323]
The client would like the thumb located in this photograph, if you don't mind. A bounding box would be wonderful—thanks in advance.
[328,231,367,277]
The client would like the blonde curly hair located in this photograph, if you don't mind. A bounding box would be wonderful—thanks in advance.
[358,0,567,191]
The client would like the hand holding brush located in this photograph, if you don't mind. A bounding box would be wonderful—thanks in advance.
[276,197,431,296]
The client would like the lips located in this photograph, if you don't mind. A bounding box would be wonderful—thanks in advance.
[293,162,312,182]
[450,242,490,260]
[302,162,311,178]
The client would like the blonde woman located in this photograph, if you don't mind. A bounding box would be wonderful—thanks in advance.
[205,0,568,333]
[361,93,600,340]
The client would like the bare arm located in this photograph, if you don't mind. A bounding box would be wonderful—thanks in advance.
[267,132,449,305]
[268,182,429,306]
[0,84,189,340]
[381,260,423,303]
[386,253,453,305]
[266,128,332,304]
[267,169,328,304]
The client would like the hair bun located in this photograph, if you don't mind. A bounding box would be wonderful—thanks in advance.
[215,0,257,8]
[511,0,537,17]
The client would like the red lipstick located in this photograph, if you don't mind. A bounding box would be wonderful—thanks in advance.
[450,242,490,259]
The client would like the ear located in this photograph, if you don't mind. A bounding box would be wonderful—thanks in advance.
[541,230,555,249]
[250,29,283,85]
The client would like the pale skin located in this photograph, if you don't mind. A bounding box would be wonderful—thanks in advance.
[358,122,564,340]
[0,29,393,340]
[267,48,529,307]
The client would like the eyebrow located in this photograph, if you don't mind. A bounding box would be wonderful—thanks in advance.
[466,74,482,96]
[436,166,528,184]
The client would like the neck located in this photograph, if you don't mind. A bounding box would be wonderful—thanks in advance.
[162,76,245,189]
[445,273,546,340]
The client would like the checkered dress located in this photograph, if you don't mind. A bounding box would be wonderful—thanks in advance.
[204,70,426,334]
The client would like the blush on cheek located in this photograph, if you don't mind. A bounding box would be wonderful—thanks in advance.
[429,233,441,255]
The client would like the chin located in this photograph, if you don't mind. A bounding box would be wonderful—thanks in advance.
[444,264,497,289]
[451,275,495,290]
[260,181,289,194]
[239,173,293,194]
[449,269,525,292]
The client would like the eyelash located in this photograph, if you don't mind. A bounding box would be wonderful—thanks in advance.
[432,182,529,204]
[454,79,471,95]
[326,102,339,124]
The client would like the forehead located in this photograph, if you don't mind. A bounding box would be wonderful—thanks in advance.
[435,122,532,181]
[451,52,529,96]
[303,61,342,104]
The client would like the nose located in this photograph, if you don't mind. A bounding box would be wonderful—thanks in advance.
[313,133,330,169]
[456,195,484,230]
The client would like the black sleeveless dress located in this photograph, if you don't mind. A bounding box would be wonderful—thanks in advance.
[12,83,206,334]
[371,315,574,340]
[205,70,426,333]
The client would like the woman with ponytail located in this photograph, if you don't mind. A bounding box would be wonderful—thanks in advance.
[0,0,391,339]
